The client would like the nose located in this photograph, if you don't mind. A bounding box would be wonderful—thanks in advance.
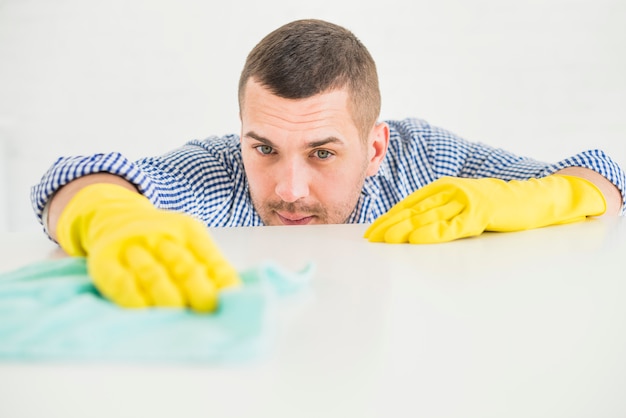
[274,159,310,203]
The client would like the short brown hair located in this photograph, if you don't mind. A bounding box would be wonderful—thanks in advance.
[238,19,381,141]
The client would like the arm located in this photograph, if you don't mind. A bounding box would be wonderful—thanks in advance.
[52,180,240,311]
[555,166,622,216]
[365,174,608,244]
[366,119,625,244]
[32,147,243,312]
[377,119,626,218]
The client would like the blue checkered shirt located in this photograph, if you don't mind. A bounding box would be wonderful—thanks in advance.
[31,118,626,229]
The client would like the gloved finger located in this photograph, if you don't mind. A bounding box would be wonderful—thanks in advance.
[365,191,454,241]
[365,208,413,242]
[88,248,149,308]
[383,200,465,243]
[364,191,431,238]
[155,239,219,312]
[124,243,185,308]
[181,219,241,289]
[182,265,219,312]
[208,262,242,289]
[364,204,410,238]
[364,205,403,239]
[408,214,482,244]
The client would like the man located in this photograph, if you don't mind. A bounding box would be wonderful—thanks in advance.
[31,19,626,312]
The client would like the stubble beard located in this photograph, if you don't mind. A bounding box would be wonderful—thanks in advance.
[250,166,368,226]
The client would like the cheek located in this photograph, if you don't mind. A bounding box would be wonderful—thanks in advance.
[314,161,364,196]
[243,156,277,200]
[242,154,263,187]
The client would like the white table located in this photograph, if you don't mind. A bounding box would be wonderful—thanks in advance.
[1,218,626,418]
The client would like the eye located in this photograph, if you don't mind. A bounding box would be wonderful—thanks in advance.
[314,149,333,159]
[255,145,274,155]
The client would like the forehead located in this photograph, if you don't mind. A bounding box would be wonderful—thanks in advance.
[240,79,358,138]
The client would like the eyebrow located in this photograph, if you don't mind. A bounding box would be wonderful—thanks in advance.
[244,131,345,148]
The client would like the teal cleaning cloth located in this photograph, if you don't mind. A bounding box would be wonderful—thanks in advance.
[0,258,313,362]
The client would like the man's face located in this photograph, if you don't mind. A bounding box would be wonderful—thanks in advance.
[240,79,387,225]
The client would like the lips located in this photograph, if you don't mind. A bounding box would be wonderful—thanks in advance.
[276,212,315,225]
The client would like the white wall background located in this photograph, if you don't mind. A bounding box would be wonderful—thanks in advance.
[1,0,625,232]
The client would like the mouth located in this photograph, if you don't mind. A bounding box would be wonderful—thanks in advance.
[276,212,316,226]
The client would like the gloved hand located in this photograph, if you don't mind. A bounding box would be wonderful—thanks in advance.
[56,183,241,312]
[364,175,606,244]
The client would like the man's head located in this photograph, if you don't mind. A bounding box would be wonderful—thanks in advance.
[238,19,381,142]
[238,19,389,226]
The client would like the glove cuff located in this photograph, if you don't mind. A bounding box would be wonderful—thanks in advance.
[57,183,153,256]
[551,174,607,219]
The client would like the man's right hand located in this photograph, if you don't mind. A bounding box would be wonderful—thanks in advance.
[55,182,240,312]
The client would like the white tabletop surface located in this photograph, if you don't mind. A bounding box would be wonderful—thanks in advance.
[1,218,626,418]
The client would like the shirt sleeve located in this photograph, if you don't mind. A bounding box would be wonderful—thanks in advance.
[30,135,250,231]
[30,152,159,229]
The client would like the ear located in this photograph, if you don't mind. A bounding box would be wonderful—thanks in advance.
[365,122,389,176]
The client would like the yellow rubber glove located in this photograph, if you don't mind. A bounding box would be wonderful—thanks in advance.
[364,175,606,244]
[56,183,241,312]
